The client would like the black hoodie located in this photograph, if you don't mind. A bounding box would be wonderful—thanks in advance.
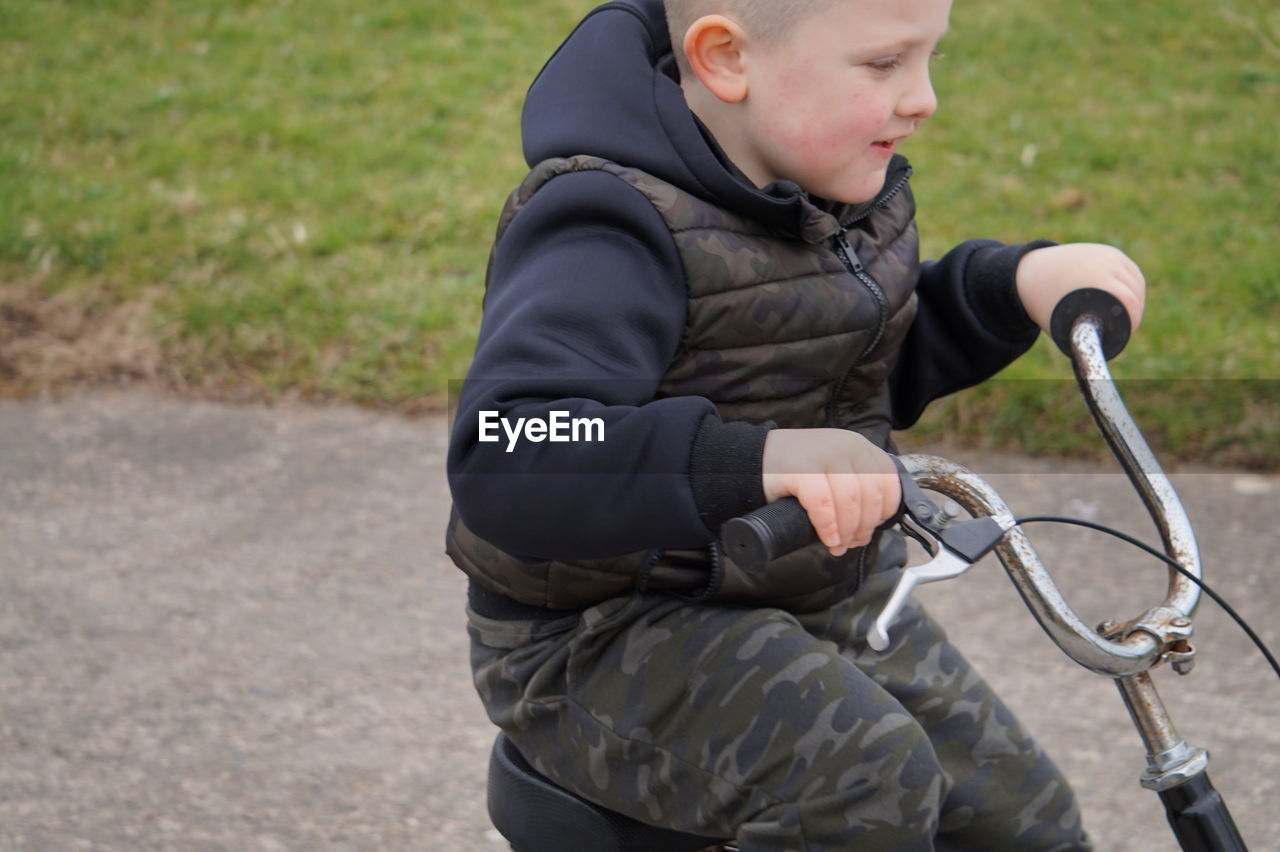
[447,0,1042,561]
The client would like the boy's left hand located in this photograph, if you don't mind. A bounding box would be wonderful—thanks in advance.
[1015,243,1146,334]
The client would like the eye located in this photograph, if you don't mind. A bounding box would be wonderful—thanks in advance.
[930,50,946,61]
[867,56,901,72]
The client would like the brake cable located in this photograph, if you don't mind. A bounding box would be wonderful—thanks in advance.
[1014,515,1280,681]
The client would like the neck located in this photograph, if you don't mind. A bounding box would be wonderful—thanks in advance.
[681,82,770,190]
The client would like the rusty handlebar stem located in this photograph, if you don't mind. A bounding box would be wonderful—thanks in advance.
[900,317,1202,678]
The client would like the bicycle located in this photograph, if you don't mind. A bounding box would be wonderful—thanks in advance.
[484,290,1266,851]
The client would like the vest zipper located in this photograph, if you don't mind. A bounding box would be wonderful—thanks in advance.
[839,166,912,230]
[634,548,664,595]
[701,541,726,601]
[854,543,871,593]
[822,166,911,425]
[825,233,890,425]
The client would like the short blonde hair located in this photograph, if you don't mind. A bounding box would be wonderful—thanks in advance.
[664,0,836,73]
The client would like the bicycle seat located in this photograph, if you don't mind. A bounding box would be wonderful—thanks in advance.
[487,732,723,852]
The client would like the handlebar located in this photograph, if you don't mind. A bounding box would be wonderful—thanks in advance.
[1053,296,1203,673]
[721,288,1202,678]
[721,496,818,571]
[1049,287,1131,360]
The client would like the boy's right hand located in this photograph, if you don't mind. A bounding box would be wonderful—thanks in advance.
[761,429,901,558]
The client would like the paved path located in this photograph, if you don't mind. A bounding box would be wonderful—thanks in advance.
[1,392,1277,850]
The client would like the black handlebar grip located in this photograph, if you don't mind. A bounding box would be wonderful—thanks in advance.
[1048,287,1132,361]
[720,497,816,577]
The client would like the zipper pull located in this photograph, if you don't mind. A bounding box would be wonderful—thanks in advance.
[835,233,865,274]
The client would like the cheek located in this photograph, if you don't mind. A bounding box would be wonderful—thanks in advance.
[752,63,890,183]
[790,95,882,165]
[767,87,848,148]
[831,92,887,141]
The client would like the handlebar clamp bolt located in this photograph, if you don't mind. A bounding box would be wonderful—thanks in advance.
[932,501,962,529]
[1166,640,1196,675]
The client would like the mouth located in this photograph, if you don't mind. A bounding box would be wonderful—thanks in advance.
[869,139,898,157]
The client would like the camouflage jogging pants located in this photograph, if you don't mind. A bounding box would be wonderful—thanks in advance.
[467,535,1090,851]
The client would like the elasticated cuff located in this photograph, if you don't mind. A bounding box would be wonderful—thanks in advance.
[965,239,1057,340]
[688,415,773,532]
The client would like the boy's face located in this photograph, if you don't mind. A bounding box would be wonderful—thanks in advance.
[735,0,952,204]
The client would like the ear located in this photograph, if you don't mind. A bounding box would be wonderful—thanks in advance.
[683,15,749,103]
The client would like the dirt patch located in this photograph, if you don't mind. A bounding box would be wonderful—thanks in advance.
[0,280,424,411]
[0,280,163,398]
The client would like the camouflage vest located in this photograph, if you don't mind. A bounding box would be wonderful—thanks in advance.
[448,156,920,613]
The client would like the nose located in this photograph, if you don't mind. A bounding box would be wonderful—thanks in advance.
[898,64,938,120]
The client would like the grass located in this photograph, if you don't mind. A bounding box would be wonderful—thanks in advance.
[904,0,1280,465]
[1,0,1277,465]
[0,0,584,406]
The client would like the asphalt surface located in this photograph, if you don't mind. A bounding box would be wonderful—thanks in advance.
[1,391,1277,851]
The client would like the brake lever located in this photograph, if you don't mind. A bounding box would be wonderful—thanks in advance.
[867,460,1015,651]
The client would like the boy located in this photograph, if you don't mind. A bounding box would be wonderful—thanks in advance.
[448,0,1145,848]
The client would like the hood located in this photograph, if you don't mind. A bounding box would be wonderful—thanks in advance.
[521,0,904,242]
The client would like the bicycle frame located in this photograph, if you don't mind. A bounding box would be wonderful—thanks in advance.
[900,314,1247,852]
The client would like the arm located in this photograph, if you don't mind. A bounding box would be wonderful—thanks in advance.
[889,238,1050,428]
[447,169,771,560]
[890,239,1147,428]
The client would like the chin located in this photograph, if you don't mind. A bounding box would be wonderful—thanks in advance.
[840,190,881,205]
[828,187,882,205]
[825,171,890,205]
